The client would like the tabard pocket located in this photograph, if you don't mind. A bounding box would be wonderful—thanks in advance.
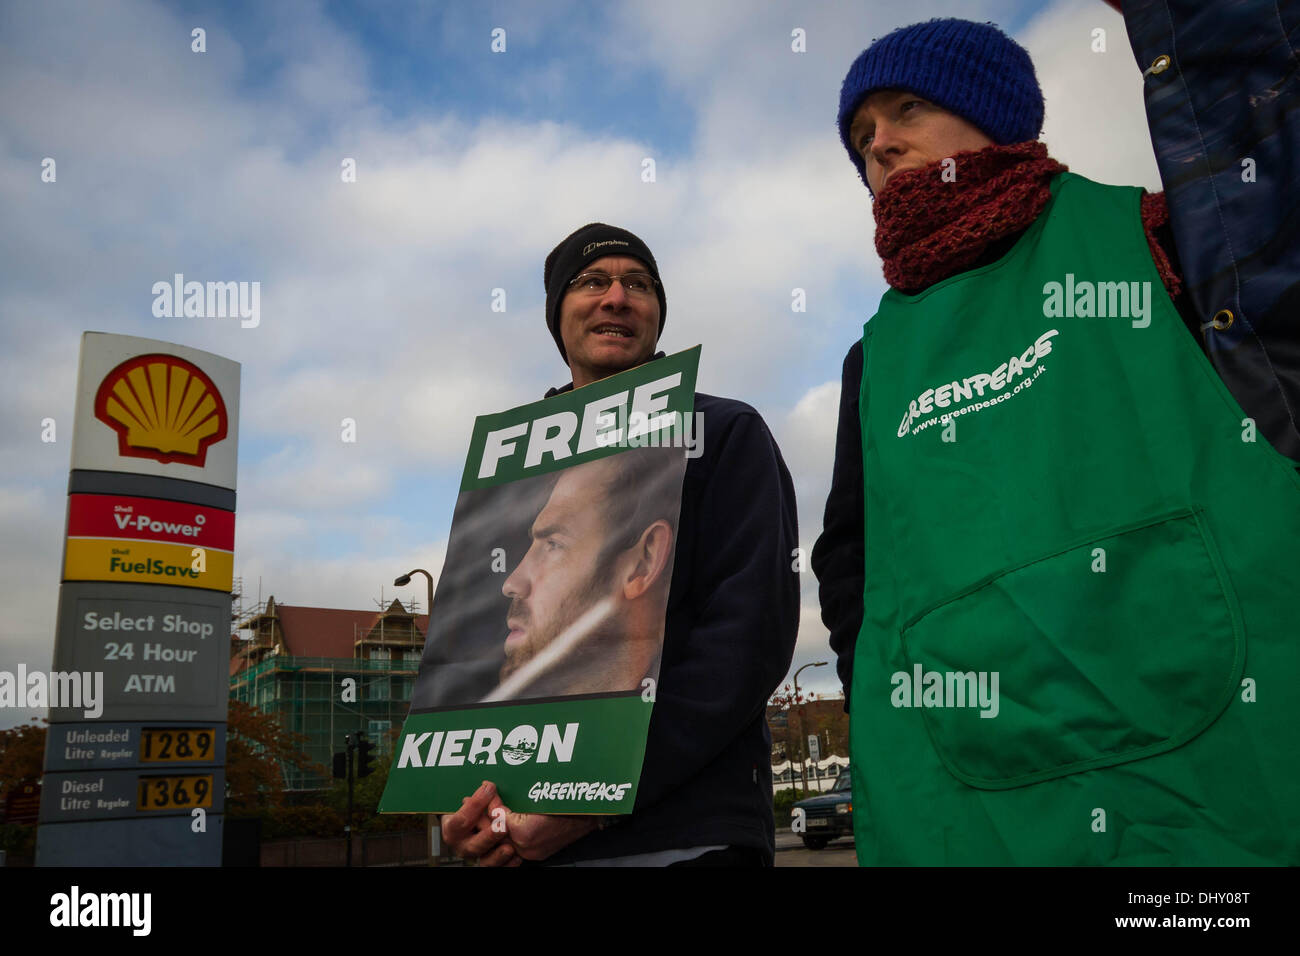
[899,508,1245,790]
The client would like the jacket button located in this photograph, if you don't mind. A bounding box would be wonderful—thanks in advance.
[1211,309,1234,331]
[1148,54,1171,75]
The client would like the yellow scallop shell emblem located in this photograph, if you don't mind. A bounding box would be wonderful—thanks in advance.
[94,354,229,466]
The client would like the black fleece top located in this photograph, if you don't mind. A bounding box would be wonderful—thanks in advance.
[538,373,800,864]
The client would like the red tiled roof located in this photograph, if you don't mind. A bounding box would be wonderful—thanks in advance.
[275,605,429,658]
[277,606,377,658]
[228,605,429,674]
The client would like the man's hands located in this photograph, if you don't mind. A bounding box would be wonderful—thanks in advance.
[503,809,600,861]
[440,781,601,866]
[440,780,519,866]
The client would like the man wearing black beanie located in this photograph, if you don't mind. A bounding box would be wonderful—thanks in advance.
[541,222,667,372]
[440,222,800,866]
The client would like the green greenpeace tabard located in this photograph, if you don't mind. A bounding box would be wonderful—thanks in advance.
[850,173,1300,864]
[382,348,699,815]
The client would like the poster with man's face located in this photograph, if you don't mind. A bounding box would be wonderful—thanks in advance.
[380,347,698,814]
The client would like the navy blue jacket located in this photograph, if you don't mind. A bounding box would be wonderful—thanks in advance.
[1121,0,1300,462]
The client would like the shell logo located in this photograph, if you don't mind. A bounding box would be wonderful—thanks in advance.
[94,354,229,466]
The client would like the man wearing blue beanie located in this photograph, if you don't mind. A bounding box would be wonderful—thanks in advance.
[812,16,1300,866]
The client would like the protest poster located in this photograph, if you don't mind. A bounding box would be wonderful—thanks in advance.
[380,347,700,814]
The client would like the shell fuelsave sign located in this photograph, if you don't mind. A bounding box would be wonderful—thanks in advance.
[63,493,236,592]
[37,333,239,868]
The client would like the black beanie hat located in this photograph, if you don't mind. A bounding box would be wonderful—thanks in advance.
[543,222,667,362]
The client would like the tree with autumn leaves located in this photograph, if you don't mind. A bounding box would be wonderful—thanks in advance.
[0,719,46,803]
[224,700,326,814]
[767,684,849,767]
[0,720,49,859]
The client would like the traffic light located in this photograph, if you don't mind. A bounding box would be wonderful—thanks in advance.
[332,752,347,779]
[356,733,376,778]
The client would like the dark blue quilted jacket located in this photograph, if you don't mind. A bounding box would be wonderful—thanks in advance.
[1120,0,1300,462]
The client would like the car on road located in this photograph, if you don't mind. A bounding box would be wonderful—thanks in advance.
[793,770,853,849]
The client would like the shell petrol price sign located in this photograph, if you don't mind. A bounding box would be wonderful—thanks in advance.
[37,333,240,867]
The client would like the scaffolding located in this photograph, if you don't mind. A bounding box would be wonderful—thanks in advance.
[228,596,425,791]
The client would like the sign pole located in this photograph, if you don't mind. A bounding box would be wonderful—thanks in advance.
[345,733,355,868]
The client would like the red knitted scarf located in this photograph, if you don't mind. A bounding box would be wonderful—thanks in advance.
[873,140,1183,298]
[874,141,1066,293]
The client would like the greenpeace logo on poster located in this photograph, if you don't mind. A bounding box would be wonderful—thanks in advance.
[397,722,578,768]
[529,780,631,802]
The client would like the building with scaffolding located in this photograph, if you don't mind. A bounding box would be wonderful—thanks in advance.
[229,595,428,791]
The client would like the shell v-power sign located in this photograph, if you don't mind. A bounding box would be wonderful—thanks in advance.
[36,333,240,867]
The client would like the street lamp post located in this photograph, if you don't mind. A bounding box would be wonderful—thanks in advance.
[792,661,827,796]
[394,568,435,864]
[783,723,797,795]
[394,569,434,626]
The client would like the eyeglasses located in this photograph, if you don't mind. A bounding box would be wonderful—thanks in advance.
[568,271,659,296]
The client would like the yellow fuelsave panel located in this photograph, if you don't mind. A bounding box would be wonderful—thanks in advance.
[63,538,233,592]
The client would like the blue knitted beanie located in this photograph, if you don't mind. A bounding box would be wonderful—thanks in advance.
[837,19,1044,191]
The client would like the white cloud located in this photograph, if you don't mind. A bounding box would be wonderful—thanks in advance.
[1021,0,1161,189]
[775,602,841,701]
[232,538,449,624]
[779,379,841,489]
[0,484,76,730]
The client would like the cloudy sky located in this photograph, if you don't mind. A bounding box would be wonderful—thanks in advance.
[0,0,1160,726]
